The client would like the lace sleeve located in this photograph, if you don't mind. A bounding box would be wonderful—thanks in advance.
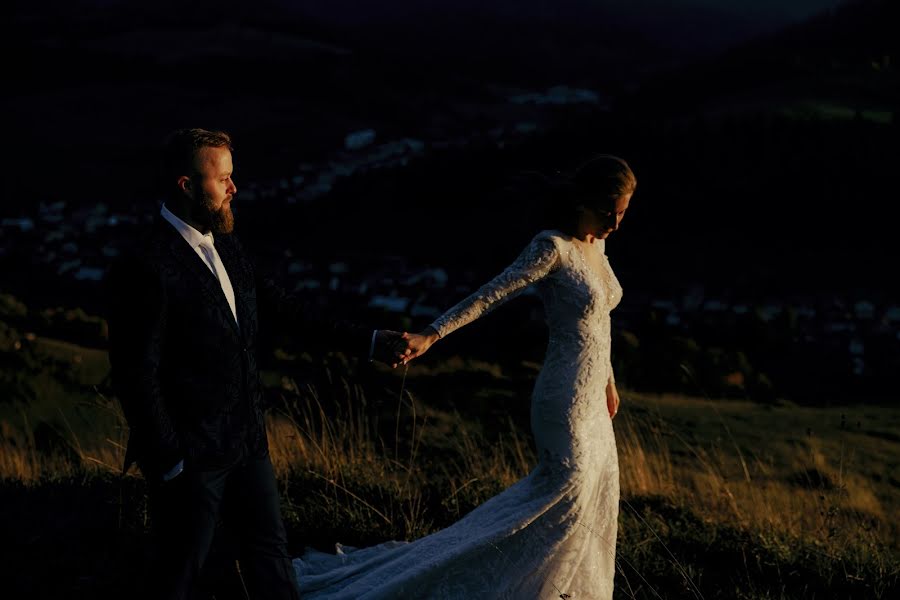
[429,233,561,339]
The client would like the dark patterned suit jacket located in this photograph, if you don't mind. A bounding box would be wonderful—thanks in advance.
[106,218,370,479]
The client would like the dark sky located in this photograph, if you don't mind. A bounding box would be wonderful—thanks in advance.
[3,0,892,278]
[8,0,846,49]
[2,0,897,307]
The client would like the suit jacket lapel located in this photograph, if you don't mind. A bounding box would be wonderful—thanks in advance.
[162,223,243,340]
[213,234,252,343]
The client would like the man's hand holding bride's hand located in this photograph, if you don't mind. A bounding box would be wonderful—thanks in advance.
[398,327,440,365]
[372,330,414,368]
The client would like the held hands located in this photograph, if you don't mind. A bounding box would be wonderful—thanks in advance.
[397,326,441,365]
[606,379,620,420]
[372,327,440,367]
[372,330,413,367]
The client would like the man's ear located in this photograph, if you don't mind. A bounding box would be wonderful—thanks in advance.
[177,176,193,199]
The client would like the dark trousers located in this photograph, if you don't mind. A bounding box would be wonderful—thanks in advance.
[145,454,301,600]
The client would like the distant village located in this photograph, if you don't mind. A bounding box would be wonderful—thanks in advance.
[3,192,896,397]
[2,83,608,306]
[1,84,897,398]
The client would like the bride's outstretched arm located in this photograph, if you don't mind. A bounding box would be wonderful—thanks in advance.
[400,233,561,363]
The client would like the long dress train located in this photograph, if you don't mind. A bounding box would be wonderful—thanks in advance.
[293,230,623,599]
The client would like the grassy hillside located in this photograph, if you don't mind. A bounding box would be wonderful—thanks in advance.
[1,316,897,598]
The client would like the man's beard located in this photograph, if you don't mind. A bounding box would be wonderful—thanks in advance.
[196,193,235,234]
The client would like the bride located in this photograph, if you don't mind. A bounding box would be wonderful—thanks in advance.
[294,155,636,599]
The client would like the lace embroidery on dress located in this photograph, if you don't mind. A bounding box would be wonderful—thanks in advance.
[294,230,623,599]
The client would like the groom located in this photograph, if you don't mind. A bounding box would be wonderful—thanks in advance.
[106,128,404,599]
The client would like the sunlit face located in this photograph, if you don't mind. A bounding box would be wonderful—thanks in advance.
[187,146,237,234]
[576,193,632,243]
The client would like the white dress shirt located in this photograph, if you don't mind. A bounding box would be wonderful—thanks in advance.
[159,203,242,481]
[160,203,239,326]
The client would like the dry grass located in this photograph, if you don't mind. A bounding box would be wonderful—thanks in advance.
[2,358,897,597]
[263,370,536,540]
[0,391,128,482]
[3,380,895,555]
[617,400,890,545]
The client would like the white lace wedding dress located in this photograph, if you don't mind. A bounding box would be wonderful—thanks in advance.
[293,230,623,599]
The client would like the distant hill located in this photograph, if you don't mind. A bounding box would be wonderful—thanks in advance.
[624,0,899,117]
[2,0,896,303]
[1,0,849,211]
[1,0,666,211]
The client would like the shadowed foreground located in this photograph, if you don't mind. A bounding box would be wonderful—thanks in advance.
[2,345,897,599]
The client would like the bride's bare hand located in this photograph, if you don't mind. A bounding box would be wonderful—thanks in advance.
[606,380,620,419]
[399,327,440,364]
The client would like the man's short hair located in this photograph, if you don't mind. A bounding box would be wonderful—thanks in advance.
[161,128,233,190]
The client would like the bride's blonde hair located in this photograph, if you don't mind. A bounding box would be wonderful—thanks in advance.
[542,154,636,235]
